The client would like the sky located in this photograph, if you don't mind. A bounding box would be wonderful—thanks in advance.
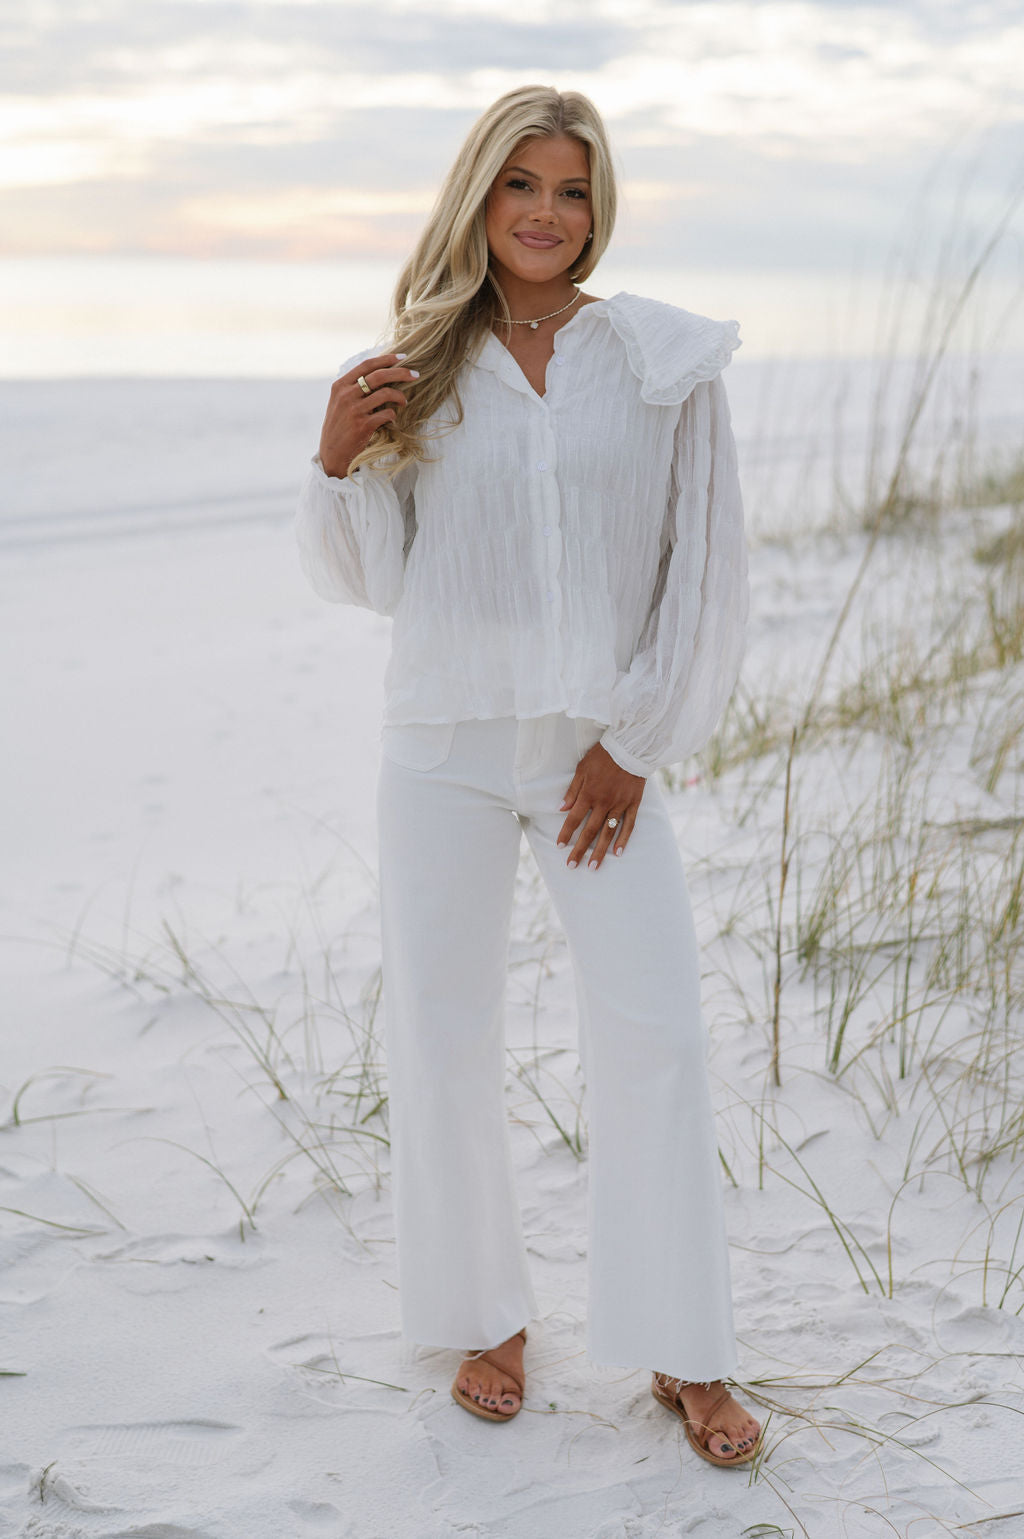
[5,0,1023,267]
[2,0,1023,372]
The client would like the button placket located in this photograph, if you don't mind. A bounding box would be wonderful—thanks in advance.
[544,395,571,688]
[535,424,563,633]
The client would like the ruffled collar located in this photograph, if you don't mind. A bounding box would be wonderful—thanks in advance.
[470,291,740,405]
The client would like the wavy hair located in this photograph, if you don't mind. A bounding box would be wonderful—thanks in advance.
[348,84,617,478]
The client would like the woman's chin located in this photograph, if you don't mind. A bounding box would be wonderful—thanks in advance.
[492,255,580,287]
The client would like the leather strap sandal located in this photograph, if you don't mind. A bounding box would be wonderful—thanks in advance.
[450,1327,527,1421]
[651,1373,763,1466]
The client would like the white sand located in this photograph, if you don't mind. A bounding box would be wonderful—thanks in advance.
[1,366,1022,1538]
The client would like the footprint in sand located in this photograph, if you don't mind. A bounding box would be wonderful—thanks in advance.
[286,1497,345,1529]
[64,1421,243,1469]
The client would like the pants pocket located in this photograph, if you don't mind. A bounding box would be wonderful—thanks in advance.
[574,714,607,759]
[379,720,457,772]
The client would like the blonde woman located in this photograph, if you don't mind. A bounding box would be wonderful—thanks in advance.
[295,85,762,1467]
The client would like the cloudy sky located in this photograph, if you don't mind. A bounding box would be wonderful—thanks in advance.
[5,0,1023,275]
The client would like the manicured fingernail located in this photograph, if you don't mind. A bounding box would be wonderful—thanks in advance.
[559,800,570,809]
[408,370,420,378]
[395,352,407,359]
[588,859,598,870]
[615,846,624,856]
[567,859,578,869]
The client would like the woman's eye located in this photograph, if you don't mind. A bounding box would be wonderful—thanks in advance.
[506,178,531,191]
[562,188,587,199]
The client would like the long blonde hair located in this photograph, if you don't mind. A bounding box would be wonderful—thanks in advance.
[348,84,617,478]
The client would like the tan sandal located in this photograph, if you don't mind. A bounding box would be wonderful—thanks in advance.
[451,1327,527,1421]
[652,1373,763,1467]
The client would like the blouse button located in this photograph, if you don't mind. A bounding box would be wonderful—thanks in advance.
[537,461,548,472]
[542,525,552,536]
[554,355,565,366]
[546,590,555,602]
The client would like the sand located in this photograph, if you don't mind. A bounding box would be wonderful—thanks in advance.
[1,364,1022,1538]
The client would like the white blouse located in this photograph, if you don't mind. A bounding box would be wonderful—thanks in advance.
[294,291,748,777]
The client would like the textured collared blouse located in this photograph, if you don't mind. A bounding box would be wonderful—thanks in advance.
[294,291,748,777]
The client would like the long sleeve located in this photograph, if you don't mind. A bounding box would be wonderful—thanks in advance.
[293,344,418,616]
[294,453,417,615]
[599,373,749,776]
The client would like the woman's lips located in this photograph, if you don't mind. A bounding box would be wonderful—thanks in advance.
[515,232,562,248]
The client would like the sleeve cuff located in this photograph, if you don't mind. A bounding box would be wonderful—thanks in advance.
[599,731,657,779]
[311,452,359,487]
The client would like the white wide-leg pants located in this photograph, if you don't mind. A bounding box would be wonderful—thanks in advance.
[376,710,738,1382]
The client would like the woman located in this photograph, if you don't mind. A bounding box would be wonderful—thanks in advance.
[295,84,762,1467]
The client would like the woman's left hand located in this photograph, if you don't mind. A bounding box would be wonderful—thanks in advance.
[557,743,646,870]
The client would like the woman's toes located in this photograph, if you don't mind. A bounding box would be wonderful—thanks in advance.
[456,1359,521,1413]
[469,1375,511,1410]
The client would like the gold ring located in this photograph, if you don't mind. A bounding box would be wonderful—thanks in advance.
[356,375,372,395]
[607,816,619,830]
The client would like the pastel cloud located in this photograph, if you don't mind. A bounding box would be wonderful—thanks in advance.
[1,0,1021,263]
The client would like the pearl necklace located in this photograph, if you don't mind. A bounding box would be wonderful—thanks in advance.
[506,287,583,330]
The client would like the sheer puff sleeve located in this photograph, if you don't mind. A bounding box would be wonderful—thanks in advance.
[599,370,749,777]
[293,351,418,616]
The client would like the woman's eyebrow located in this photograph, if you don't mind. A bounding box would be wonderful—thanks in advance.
[503,164,591,185]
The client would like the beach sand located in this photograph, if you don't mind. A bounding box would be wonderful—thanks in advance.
[1,370,1022,1538]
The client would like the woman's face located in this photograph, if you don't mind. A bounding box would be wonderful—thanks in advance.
[484,134,593,289]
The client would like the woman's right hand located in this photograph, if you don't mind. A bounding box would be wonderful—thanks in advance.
[318,352,420,480]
